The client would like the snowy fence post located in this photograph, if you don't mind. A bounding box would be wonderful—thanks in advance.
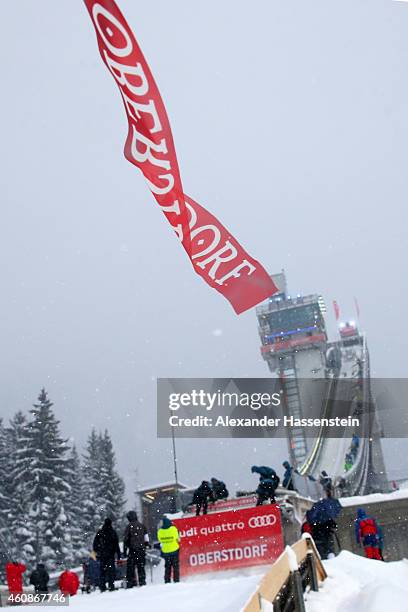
[306,552,319,592]
[302,534,319,592]
[285,545,306,612]
[243,537,327,612]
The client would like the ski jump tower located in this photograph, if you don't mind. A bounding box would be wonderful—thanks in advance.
[256,272,388,495]
[256,272,328,467]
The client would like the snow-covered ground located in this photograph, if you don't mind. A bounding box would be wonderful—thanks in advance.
[67,564,266,612]
[340,489,408,507]
[15,551,406,611]
[305,551,408,612]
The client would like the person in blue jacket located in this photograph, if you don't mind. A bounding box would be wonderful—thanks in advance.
[282,461,295,491]
[251,466,280,505]
[308,492,342,559]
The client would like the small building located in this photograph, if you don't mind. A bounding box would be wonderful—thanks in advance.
[136,482,191,538]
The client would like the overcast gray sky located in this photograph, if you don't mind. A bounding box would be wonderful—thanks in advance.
[1,0,408,499]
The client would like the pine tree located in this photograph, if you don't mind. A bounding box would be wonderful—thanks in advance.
[5,411,31,563]
[20,389,71,566]
[98,430,126,524]
[0,420,10,577]
[82,429,104,545]
[0,395,127,569]
[66,446,88,565]
[82,429,126,547]
[42,497,70,570]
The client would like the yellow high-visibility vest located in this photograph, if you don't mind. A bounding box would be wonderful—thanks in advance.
[157,525,180,554]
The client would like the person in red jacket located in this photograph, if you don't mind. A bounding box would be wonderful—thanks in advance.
[355,508,382,560]
[58,569,80,596]
[6,561,26,596]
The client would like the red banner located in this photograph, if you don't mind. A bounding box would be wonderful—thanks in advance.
[173,504,283,575]
[261,333,327,354]
[333,300,340,321]
[83,0,278,313]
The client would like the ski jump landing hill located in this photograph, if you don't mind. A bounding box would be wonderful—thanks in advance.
[256,271,388,499]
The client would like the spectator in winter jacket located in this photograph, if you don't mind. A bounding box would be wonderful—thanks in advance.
[83,551,101,593]
[193,481,214,516]
[210,478,229,501]
[123,510,150,588]
[308,470,333,495]
[58,569,80,596]
[350,434,360,459]
[251,466,280,505]
[355,508,382,560]
[311,519,337,560]
[6,561,26,596]
[93,517,121,592]
[344,453,353,472]
[282,461,296,491]
[157,517,180,584]
[308,494,341,560]
[29,563,49,594]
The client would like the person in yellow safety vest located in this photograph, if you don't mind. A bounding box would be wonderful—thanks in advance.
[157,517,180,583]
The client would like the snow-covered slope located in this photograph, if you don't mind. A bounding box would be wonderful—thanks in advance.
[305,551,408,612]
[47,551,408,612]
[67,565,266,612]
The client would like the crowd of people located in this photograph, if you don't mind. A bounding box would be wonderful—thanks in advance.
[4,458,385,598]
[5,509,181,597]
[87,510,180,591]
[192,478,229,515]
[5,561,80,598]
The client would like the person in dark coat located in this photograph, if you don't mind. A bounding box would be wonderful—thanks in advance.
[308,470,333,495]
[251,466,280,505]
[308,493,341,560]
[93,518,121,592]
[29,563,49,594]
[282,461,295,491]
[210,478,229,501]
[123,511,150,588]
[319,471,333,495]
[193,481,214,516]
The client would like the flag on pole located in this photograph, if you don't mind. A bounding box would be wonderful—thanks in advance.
[354,297,360,319]
[82,0,278,313]
[332,300,340,321]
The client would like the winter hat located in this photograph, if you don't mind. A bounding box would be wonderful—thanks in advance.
[251,466,258,473]
[321,470,328,477]
[357,508,366,519]
[161,517,172,529]
[283,461,290,468]
[104,518,112,528]
[127,510,138,522]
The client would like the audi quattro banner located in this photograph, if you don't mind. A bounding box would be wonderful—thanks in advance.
[173,504,284,576]
[83,0,278,314]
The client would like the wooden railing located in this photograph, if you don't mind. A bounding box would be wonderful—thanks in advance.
[243,535,327,612]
